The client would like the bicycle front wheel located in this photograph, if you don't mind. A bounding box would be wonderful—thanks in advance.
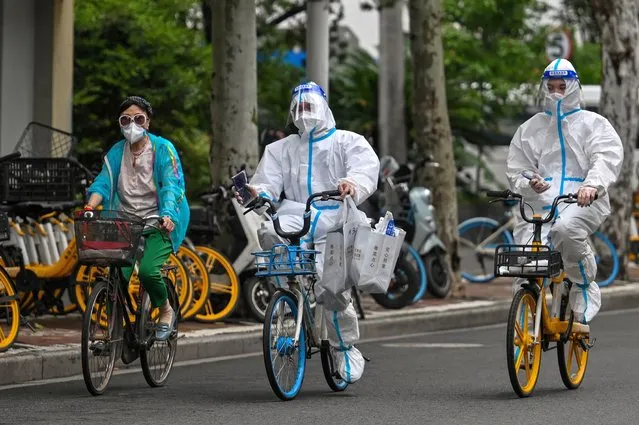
[506,287,542,397]
[81,280,121,396]
[263,290,306,401]
[140,277,179,388]
[557,291,589,389]
[0,267,20,353]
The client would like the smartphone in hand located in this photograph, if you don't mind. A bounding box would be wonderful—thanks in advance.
[231,170,254,205]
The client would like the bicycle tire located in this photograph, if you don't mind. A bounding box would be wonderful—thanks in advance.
[0,267,20,353]
[320,340,348,392]
[177,245,211,320]
[263,290,306,401]
[140,277,179,388]
[194,246,240,323]
[424,248,451,298]
[242,274,273,323]
[165,253,193,318]
[591,231,619,287]
[457,217,514,283]
[407,244,427,302]
[506,286,542,398]
[557,287,589,389]
[81,280,121,396]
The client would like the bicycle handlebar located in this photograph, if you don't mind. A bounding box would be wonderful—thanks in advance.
[486,189,598,224]
[243,190,343,241]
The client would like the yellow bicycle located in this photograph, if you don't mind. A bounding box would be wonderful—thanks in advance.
[488,190,593,397]
[0,211,19,352]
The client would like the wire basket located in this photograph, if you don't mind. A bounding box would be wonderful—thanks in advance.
[0,158,89,203]
[14,122,76,158]
[74,210,145,266]
[0,212,9,242]
[253,244,319,277]
[494,244,562,278]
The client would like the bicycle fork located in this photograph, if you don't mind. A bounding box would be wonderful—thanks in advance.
[287,287,323,349]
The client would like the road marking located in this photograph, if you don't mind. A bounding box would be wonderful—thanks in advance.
[382,343,485,348]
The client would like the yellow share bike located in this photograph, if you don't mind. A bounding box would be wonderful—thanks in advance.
[487,189,594,398]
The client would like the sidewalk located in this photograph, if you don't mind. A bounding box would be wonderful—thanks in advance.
[2,276,639,386]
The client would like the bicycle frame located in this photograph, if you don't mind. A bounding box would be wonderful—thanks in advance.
[470,215,517,256]
[283,276,326,352]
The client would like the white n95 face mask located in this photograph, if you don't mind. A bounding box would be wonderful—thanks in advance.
[121,123,146,143]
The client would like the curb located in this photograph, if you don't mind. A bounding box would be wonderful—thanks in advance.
[1,283,638,387]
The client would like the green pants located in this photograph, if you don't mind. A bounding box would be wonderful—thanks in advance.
[122,228,173,309]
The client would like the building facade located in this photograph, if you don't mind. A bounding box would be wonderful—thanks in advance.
[0,0,73,155]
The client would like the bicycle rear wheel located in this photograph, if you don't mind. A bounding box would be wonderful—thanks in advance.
[81,280,122,396]
[140,277,179,387]
[263,290,306,401]
[506,286,542,397]
[557,290,589,389]
[0,267,20,353]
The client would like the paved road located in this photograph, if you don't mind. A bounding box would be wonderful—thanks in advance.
[2,309,639,425]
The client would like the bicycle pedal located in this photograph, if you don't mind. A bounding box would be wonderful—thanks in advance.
[579,337,595,351]
[363,355,371,362]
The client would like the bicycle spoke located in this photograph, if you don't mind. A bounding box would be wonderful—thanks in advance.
[514,321,524,342]
[209,282,233,294]
[204,256,217,270]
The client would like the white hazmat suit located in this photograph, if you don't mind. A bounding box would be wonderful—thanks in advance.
[507,59,623,323]
[249,82,380,383]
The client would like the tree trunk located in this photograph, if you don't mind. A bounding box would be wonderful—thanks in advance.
[408,0,463,296]
[378,0,407,163]
[210,0,259,186]
[591,0,639,281]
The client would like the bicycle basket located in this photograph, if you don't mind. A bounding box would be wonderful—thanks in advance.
[74,210,145,266]
[494,244,562,278]
[14,122,76,158]
[0,158,89,203]
[0,212,9,242]
[253,244,319,277]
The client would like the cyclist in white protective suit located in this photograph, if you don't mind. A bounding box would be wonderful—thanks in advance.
[507,58,623,324]
[239,81,380,383]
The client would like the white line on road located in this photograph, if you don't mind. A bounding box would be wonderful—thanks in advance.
[381,343,485,348]
[3,307,638,392]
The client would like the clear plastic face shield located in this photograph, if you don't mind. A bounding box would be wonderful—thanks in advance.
[286,82,336,137]
[536,65,583,113]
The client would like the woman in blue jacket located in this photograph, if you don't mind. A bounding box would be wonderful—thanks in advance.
[84,96,190,341]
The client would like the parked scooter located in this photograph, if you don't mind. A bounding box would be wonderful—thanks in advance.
[373,155,451,299]
[187,182,276,322]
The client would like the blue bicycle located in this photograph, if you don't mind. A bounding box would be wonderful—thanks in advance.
[243,190,349,401]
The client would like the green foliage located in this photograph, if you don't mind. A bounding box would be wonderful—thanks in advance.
[570,42,601,84]
[257,54,305,131]
[74,0,212,198]
[442,0,548,139]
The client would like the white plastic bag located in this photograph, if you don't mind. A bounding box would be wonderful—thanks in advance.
[319,230,348,296]
[352,212,406,294]
[342,195,370,286]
